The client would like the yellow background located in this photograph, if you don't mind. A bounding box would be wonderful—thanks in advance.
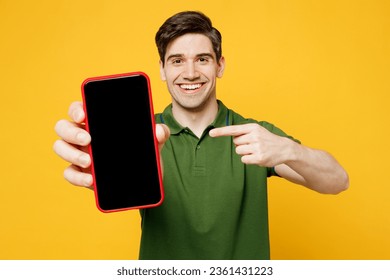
[0,0,389,260]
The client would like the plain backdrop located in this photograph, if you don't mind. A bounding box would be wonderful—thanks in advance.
[0,0,389,259]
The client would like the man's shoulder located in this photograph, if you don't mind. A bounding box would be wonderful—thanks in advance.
[228,107,292,138]
[154,112,162,124]
[229,108,273,128]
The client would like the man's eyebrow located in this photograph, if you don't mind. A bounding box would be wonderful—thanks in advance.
[165,52,215,62]
[166,53,184,61]
[197,53,215,59]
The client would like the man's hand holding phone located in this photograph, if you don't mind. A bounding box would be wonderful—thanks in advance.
[53,101,170,188]
[53,101,93,188]
[53,72,168,212]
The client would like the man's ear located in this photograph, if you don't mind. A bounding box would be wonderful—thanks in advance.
[159,60,166,81]
[217,56,225,78]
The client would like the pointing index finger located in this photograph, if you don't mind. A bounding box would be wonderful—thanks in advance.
[209,124,253,137]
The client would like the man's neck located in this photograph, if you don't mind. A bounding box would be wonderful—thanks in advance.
[172,100,218,138]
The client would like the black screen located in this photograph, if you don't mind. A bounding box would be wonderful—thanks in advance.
[82,73,163,212]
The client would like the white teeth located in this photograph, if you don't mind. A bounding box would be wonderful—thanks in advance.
[180,84,202,90]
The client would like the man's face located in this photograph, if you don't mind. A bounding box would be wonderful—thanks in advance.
[160,33,225,111]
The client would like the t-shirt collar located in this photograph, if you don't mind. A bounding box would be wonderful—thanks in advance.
[160,100,229,135]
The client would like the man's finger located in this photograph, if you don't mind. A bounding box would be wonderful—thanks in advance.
[53,139,91,168]
[156,124,170,153]
[209,124,255,137]
[54,119,91,146]
[64,165,93,188]
[68,101,85,123]
[156,124,170,144]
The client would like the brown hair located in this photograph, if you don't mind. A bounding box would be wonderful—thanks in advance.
[155,11,222,65]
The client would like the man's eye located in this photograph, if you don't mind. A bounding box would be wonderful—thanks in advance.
[198,57,209,63]
[172,59,182,64]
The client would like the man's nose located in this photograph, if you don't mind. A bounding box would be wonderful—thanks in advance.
[182,62,200,80]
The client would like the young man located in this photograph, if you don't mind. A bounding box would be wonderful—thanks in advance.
[53,11,349,259]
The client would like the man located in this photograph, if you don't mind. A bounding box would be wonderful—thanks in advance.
[53,11,349,259]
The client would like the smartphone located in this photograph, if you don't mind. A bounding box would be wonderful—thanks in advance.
[81,71,164,213]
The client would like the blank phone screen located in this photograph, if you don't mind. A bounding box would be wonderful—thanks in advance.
[82,73,163,212]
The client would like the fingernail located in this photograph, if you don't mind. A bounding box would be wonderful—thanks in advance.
[83,175,93,187]
[77,132,88,143]
[79,154,90,167]
[73,111,83,122]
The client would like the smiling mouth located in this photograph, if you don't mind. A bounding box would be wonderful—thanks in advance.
[179,83,203,91]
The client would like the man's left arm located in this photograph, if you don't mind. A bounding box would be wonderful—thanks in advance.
[209,123,349,194]
[274,141,349,194]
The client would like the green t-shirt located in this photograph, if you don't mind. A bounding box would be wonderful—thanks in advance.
[139,100,299,260]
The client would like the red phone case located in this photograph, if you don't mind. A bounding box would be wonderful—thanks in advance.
[81,71,164,213]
